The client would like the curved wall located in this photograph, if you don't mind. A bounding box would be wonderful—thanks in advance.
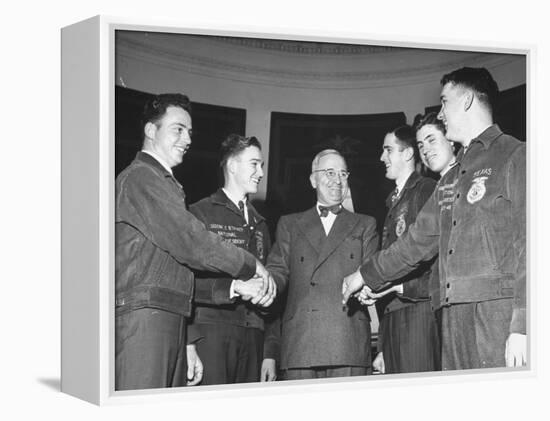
[116,31,526,199]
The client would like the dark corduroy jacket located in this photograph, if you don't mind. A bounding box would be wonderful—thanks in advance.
[361,125,526,334]
[115,152,256,317]
[189,189,279,360]
[375,172,437,319]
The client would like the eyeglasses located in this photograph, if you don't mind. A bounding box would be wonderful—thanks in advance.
[312,168,350,180]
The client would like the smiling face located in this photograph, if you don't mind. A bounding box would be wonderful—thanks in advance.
[416,124,455,174]
[145,106,192,168]
[310,152,348,206]
[380,132,410,181]
[229,145,264,196]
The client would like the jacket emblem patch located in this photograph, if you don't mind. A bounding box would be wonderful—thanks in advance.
[467,176,488,204]
[395,213,407,237]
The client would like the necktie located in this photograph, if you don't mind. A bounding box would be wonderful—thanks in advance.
[238,200,246,223]
[391,188,400,203]
[319,204,342,218]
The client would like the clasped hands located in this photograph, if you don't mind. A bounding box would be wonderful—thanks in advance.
[342,269,527,367]
[232,260,276,307]
[341,268,397,306]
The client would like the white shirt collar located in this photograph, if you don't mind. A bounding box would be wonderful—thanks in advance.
[395,170,414,196]
[142,150,173,175]
[316,201,338,235]
[223,188,249,224]
[222,188,247,209]
[394,178,406,196]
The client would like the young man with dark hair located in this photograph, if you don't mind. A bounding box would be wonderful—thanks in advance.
[115,95,274,390]
[344,67,526,370]
[363,125,440,374]
[188,134,279,385]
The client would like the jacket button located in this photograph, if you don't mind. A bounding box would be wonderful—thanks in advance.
[300,256,304,262]
[456,193,460,199]
[449,249,454,255]
[453,220,457,226]
[445,297,449,302]
[461,170,466,174]
[350,253,354,259]
[310,281,316,286]
[446,283,450,288]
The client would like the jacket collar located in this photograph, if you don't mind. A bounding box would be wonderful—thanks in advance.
[210,188,265,223]
[135,151,173,178]
[471,124,502,150]
[386,171,423,208]
[135,151,183,190]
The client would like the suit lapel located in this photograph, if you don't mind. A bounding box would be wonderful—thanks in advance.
[314,210,359,271]
[296,207,325,255]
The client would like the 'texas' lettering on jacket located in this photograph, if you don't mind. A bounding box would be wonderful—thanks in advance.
[437,167,493,210]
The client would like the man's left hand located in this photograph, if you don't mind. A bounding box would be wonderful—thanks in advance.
[186,344,203,385]
[505,333,527,367]
[342,268,367,304]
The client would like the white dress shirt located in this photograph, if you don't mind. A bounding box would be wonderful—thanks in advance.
[317,202,339,235]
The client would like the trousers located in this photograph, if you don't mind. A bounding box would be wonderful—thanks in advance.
[380,300,440,373]
[195,323,264,385]
[441,298,513,370]
[115,307,187,390]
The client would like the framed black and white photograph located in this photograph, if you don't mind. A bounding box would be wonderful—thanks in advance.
[56,8,539,414]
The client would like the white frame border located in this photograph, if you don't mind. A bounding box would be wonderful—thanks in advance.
[60,14,535,406]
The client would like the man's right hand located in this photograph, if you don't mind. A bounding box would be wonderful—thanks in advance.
[236,260,277,307]
[233,278,267,302]
[355,286,377,306]
[342,268,368,304]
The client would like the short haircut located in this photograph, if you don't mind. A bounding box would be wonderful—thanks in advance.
[413,111,446,135]
[311,149,346,172]
[390,125,420,163]
[219,134,262,169]
[142,93,192,133]
[440,67,499,112]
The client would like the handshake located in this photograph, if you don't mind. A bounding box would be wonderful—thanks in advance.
[341,268,400,306]
[231,260,277,307]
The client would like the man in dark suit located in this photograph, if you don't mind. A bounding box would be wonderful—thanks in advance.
[267,149,379,380]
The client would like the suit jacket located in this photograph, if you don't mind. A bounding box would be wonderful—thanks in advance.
[267,207,379,369]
